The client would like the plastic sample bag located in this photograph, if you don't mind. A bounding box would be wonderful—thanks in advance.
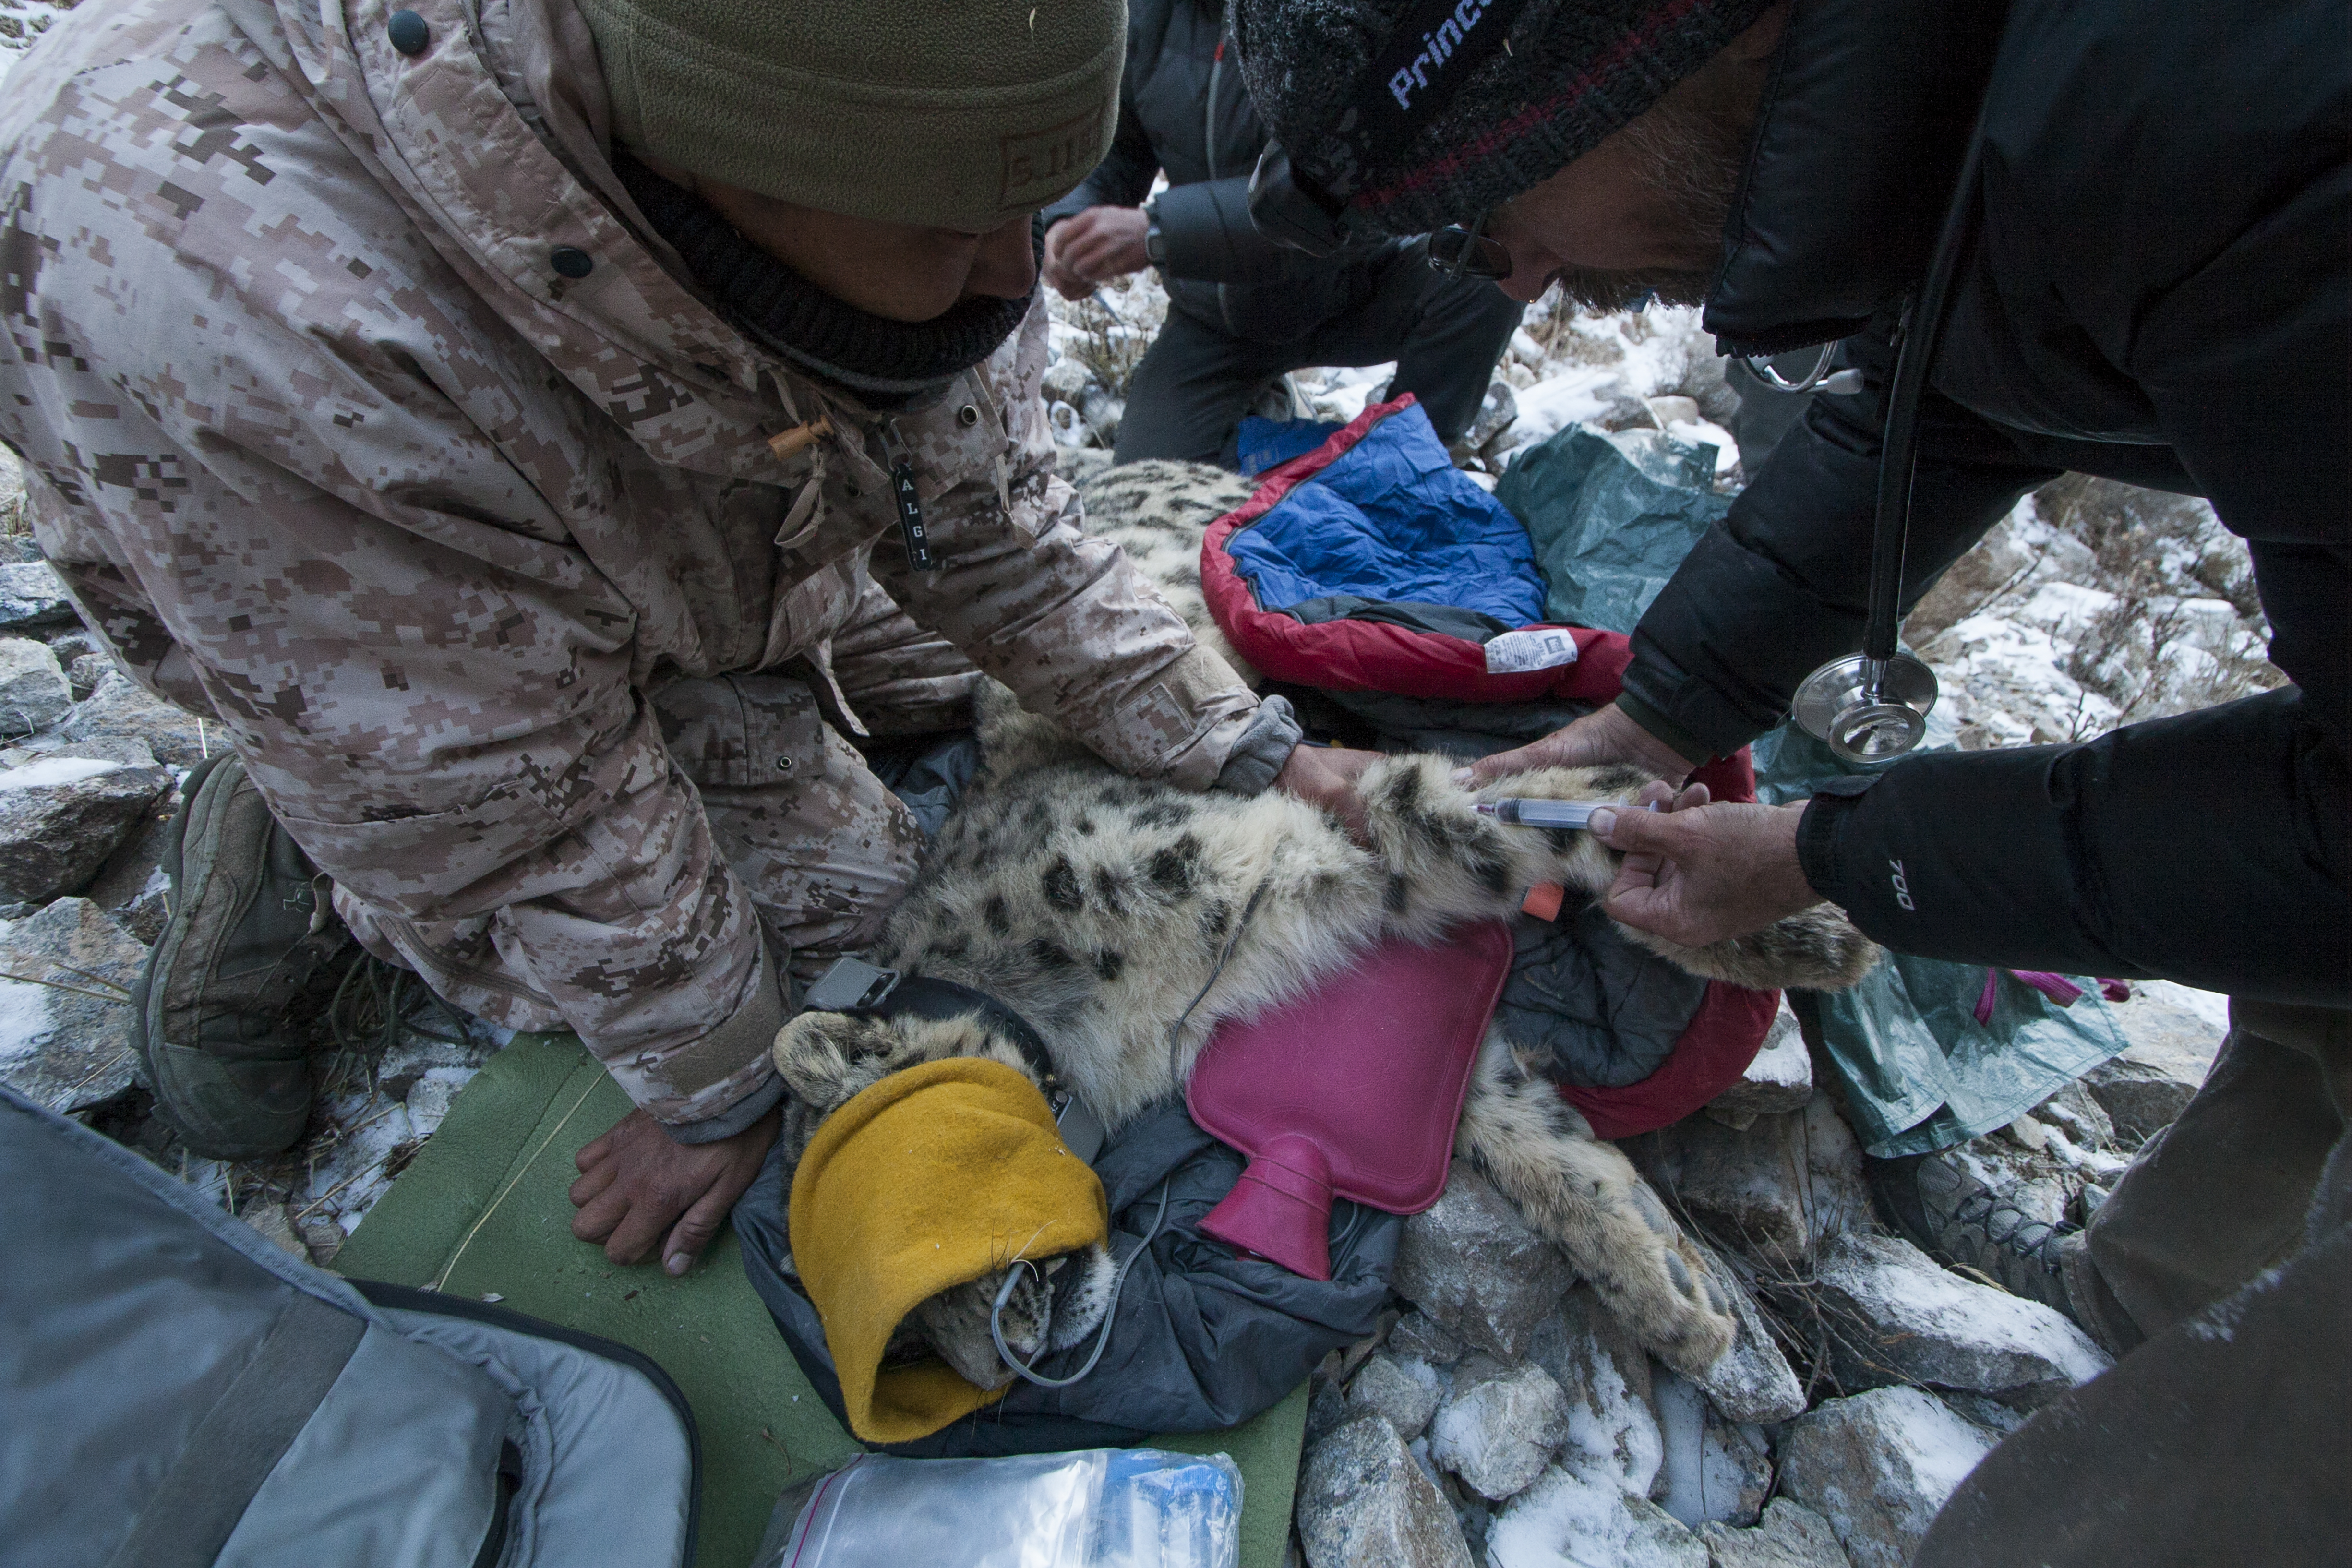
[753,1449,1243,1568]
[1494,425,1731,634]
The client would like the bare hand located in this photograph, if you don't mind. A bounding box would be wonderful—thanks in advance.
[1588,790,1820,949]
[1273,743,1380,845]
[569,1104,779,1276]
[1042,206,1151,299]
[1463,701,1696,786]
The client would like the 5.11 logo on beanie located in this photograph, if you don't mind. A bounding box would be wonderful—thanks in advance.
[1361,0,1532,161]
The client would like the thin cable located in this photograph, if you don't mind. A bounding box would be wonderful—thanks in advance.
[991,1179,1174,1390]
[1165,870,1273,1092]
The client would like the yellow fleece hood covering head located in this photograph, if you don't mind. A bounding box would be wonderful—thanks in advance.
[788,1056,1108,1444]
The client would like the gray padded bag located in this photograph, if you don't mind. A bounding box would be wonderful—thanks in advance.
[0,1085,699,1568]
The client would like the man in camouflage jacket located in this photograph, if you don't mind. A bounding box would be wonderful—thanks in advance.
[0,0,1365,1270]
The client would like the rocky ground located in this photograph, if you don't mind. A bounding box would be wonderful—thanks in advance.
[0,235,2254,1564]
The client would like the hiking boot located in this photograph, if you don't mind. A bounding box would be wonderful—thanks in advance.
[1865,1151,2081,1321]
[131,754,353,1160]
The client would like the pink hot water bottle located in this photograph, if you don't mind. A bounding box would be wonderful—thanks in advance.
[1186,922,1515,1281]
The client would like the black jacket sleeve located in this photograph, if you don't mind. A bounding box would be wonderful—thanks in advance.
[1147,175,1388,285]
[1799,689,2350,1005]
[1042,94,1161,229]
[1617,327,2060,762]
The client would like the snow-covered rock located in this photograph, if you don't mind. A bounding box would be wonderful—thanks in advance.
[1691,1255,1808,1424]
[1809,1232,2111,1399]
[1487,1463,1707,1568]
[1349,1352,1446,1443]
[0,896,148,1113]
[1695,1500,1854,1568]
[1527,1286,1662,1496]
[0,637,72,736]
[1653,1366,1771,1528]
[0,754,173,903]
[61,671,215,767]
[1776,1387,1995,1568]
[1296,1409,1476,1568]
[1394,1161,1576,1359]
[1706,998,1813,1126]
[1426,1354,1572,1501]
[1626,1095,1868,1266]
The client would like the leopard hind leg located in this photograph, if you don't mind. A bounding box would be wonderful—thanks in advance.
[1452,1029,1737,1378]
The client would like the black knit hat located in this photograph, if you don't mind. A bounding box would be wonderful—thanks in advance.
[1232,0,1778,235]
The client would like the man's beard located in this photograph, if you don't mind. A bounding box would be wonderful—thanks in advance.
[1545,96,1748,313]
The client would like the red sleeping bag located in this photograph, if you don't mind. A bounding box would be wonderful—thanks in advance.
[1200,396,1776,1139]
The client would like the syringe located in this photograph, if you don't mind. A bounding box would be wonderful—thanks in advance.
[1472,798,1655,830]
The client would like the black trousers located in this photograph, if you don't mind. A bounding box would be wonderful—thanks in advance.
[1916,1001,2350,1567]
[1112,254,1523,468]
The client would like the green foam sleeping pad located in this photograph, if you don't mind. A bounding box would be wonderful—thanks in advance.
[335,1032,1306,1568]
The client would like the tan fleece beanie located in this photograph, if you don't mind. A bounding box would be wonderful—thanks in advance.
[576,0,1125,230]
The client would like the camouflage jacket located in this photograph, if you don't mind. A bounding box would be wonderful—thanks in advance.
[0,0,1261,1132]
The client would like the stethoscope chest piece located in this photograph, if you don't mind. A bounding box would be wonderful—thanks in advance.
[1793,652,1940,766]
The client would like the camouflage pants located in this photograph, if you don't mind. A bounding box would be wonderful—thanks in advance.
[347,579,982,1029]
[656,585,984,989]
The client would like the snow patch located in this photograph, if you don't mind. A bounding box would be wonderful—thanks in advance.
[0,976,56,1066]
[0,756,123,790]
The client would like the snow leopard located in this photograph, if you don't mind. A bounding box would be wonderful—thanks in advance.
[771,689,1877,1396]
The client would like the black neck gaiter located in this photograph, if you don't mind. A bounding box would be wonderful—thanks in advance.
[615,151,1038,400]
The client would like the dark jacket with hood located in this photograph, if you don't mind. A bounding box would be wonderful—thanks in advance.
[1044,0,1402,341]
[1624,0,2349,1003]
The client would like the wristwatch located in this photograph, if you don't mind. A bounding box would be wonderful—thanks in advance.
[1142,203,1167,267]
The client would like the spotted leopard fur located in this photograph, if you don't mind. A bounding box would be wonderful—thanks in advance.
[773,682,1877,1390]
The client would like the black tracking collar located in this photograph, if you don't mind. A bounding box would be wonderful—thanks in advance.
[800,958,1061,1094]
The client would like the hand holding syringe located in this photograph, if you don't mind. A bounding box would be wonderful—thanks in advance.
[1472,798,1660,831]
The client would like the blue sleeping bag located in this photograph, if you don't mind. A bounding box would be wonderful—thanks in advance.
[1224,401,1547,627]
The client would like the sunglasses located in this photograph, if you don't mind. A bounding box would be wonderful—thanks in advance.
[1427,211,1513,281]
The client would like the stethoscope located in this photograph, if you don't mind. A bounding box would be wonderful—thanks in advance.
[1750,125,1989,766]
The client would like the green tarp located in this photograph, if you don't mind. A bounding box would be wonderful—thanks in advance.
[336,1033,1306,1568]
[1495,425,1730,634]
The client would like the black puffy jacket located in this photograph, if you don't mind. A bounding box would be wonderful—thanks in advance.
[1043,0,1401,341]
[1621,0,2350,1003]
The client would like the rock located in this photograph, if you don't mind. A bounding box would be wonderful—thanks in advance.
[1936,1391,2030,1439]
[1653,1366,1771,1528]
[60,672,214,767]
[1296,1410,1476,1568]
[1527,1286,1662,1496]
[1808,1232,2110,1399]
[1305,1374,1354,1447]
[297,1214,347,1266]
[0,755,174,903]
[1487,1464,1707,1568]
[83,792,177,945]
[1627,1096,1868,1267]
[1394,1160,1577,1359]
[376,1026,496,1102]
[1426,1354,1573,1500]
[1389,1310,1467,1366]
[0,559,74,632]
[0,735,160,771]
[0,638,71,736]
[242,1201,307,1258]
[0,897,150,1113]
[2083,993,2219,1145]
[1776,1387,1996,1568]
[1468,380,1519,451]
[66,652,110,701]
[44,628,101,665]
[1349,1353,1446,1443]
[2004,1113,2048,1152]
[1690,1253,1808,1424]
[399,1069,476,1135]
[1706,999,1813,1126]
[1040,356,1098,406]
[1696,1500,1854,1568]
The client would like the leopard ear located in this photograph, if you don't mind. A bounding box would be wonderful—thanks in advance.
[769,1010,900,1111]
